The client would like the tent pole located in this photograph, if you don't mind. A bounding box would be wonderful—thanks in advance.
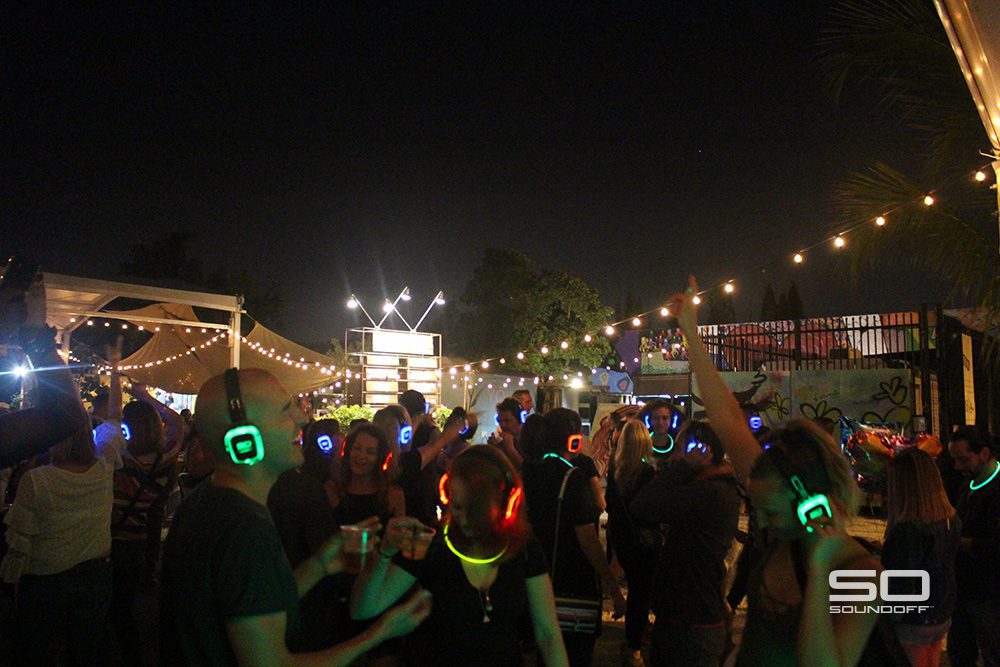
[230,299,243,369]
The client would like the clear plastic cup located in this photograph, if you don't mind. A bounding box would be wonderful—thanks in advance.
[340,524,377,574]
[400,524,436,561]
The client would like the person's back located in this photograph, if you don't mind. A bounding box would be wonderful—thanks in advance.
[162,481,300,665]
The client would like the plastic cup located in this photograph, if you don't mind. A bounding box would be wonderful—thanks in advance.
[400,524,436,561]
[340,524,377,574]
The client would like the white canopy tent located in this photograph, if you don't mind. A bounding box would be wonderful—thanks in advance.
[42,273,341,395]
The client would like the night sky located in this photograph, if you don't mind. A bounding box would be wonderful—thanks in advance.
[2,1,972,345]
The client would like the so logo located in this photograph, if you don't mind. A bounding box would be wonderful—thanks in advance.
[828,569,933,614]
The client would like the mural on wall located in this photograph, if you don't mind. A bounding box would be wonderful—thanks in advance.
[692,368,914,431]
[638,328,689,375]
[591,369,633,394]
[690,370,790,428]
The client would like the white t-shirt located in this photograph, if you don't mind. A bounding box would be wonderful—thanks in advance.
[1,422,125,580]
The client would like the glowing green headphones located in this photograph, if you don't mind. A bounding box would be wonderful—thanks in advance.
[223,368,265,465]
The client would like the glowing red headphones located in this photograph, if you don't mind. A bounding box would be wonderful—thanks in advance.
[438,449,524,525]
[567,434,583,453]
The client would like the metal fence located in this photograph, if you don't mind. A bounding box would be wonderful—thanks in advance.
[697,311,930,373]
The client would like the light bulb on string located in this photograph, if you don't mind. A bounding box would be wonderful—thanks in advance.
[975,171,987,182]
[540,345,549,355]
[560,341,569,349]
[583,334,592,343]
[793,253,804,264]
[481,361,489,369]
[834,235,846,249]
[632,317,641,327]
[923,195,935,206]
[516,351,525,360]
[605,325,615,336]
[660,307,669,317]
[875,216,886,227]
[724,282,735,294]
[692,295,701,305]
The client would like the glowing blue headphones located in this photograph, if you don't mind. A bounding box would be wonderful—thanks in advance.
[749,415,763,430]
[686,439,708,454]
[399,423,413,446]
[120,423,132,441]
[317,434,334,453]
[645,412,675,455]
[494,410,528,427]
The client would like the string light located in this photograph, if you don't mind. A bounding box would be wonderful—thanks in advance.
[560,341,569,349]
[481,361,489,369]
[434,163,992,377]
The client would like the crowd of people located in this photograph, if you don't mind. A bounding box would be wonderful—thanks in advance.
[1,266,998,667]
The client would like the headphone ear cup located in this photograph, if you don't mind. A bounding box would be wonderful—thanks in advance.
[438,473,450,506]
[382,451,393,472]
[224,424,265,465]
[504,486,523,522]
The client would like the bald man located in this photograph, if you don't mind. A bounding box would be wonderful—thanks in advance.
[160,369,430,666]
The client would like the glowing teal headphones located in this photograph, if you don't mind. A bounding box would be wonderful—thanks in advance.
[223,368,265,465]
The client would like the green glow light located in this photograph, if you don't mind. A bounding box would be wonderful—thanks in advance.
[542,452,573,467]
[443,524,507,565]
[970,460,1000,492]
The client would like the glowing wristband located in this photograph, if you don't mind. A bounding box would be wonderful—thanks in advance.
[443,524,507,565]
[970,460,1000,492]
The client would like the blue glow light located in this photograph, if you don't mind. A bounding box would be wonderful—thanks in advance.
[120,423,132,441]
[749,415,763,430]
[644,414,652,431]
[687,440,706,454]
[671,412,679,430]
[317,434,334,453]
[399,424,413,446]
[519,409,528,423]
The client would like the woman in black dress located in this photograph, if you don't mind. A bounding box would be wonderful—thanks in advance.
[351,445,568,666]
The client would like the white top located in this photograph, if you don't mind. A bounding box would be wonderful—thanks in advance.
[1,421,125,581]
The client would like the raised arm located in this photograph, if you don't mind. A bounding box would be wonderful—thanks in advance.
[416,414,465,469]
[0,283,90,470]
[669,276,761,478]
[130,382,184,455]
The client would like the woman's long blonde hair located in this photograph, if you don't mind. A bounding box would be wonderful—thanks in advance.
[886,447,954,529]
[614,419,653,496]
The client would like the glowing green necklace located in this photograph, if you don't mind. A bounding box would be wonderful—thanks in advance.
[543,452,573,467]
[970,460,1000,492]
[443,523,507,565]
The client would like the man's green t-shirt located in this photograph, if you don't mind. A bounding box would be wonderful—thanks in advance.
[161,482,300,665]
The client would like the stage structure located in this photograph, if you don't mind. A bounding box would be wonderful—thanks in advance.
[345,287,445,408]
